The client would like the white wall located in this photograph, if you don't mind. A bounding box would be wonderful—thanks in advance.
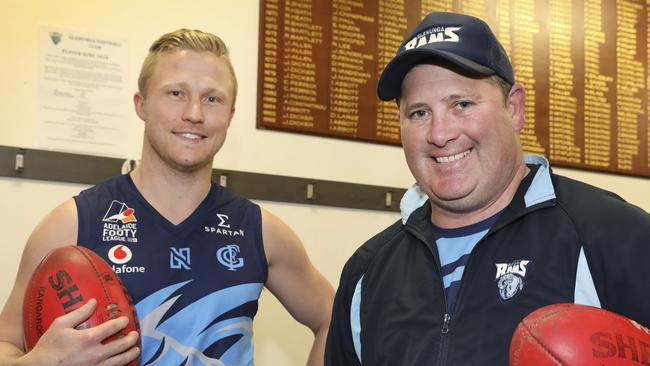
[1,1,649,365]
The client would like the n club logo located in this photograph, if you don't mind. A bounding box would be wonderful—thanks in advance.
[170,247,191,270]
[102,200,138,243]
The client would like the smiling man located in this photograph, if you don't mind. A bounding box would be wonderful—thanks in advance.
[325,12,650,366]
[0,29,333,366]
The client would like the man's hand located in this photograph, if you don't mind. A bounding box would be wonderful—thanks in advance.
[20,299,140,366]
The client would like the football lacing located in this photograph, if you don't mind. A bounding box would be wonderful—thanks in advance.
[106,303,123,318]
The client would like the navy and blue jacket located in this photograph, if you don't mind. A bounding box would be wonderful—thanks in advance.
[325,155,650,365]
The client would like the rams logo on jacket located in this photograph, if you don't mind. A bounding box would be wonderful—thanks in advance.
[495,260,530,301]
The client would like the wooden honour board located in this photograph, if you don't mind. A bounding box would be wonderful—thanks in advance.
[257,0,650,178]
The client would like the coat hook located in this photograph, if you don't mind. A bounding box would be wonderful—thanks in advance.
[121,159,139,174]
[15,151,25,172]
[385,192,393,207]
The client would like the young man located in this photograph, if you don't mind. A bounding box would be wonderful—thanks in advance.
[325,12,650,365]
[0,29,333,366]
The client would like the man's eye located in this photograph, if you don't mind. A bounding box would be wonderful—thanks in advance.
[171,90,182,97]
[206,95,225,105]
[456,101,473,109]
[410,110,428,119]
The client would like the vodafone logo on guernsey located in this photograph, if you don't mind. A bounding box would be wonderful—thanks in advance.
[108,245,132,264]
[107,245,145,274]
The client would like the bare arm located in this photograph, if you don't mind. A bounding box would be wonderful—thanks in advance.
[262,209,334,366]
[0,199,139,366]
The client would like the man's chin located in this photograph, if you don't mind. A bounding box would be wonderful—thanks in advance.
[422,178,472,201]
[429,188,477,210]
[168,158,213,174]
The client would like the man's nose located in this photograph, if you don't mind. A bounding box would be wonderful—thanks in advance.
[427,113,459,147]
[182,97,204,123]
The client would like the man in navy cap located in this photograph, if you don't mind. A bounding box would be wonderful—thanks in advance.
[325,11,650,365]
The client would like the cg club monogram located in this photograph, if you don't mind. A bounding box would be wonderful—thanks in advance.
[217,245,244,271]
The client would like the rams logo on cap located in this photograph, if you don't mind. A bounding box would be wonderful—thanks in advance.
[404,26,462,50]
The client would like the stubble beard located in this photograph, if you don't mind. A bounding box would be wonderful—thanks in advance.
[147,137,216,175]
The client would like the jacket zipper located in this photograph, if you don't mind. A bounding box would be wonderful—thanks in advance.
[409,228,454,364]
[442,313,451,334]
[435,312,452,364]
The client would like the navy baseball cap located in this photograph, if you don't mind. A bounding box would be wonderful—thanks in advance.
[377,12,514,101]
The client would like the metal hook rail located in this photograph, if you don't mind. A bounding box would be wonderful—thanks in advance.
[0,145,405,212]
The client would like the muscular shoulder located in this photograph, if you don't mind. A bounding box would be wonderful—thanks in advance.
[25,199,79,258]
[260,208,302,266]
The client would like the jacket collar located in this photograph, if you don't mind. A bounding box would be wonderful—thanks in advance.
[400,154,556,225]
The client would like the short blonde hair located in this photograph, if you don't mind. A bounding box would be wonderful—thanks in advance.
[138,29,238,105]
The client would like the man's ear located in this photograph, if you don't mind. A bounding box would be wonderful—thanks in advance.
[134,92,146,122]
[227,106,235,128]
[507,83,526,132]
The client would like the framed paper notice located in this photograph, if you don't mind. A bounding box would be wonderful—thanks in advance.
[37,26,128,158]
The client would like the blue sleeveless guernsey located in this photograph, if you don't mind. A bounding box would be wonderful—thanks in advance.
[74,174,267,366]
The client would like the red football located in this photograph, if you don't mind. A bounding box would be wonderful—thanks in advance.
[510,303,650,365]
[22,245,140,363]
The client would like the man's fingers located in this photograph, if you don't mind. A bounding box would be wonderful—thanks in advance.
[100,330,140,364]
[88,316,131,343]
[104,342,141,366]
[53,298,97,328]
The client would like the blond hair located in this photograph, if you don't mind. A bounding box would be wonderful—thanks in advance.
[138,29,238,105]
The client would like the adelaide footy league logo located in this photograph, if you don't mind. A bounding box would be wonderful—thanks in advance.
[103,200,137,223]
[102,201,138,243]
[495,260,530,301]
